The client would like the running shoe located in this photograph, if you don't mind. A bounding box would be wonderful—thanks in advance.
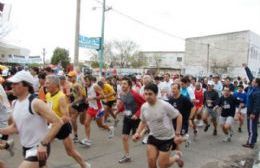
[222,136,231,142]
[80,139,92,146]
[242,143,254,149]
[204,124,210,132]
[118,156,131,163]
[73,136,80,143]
[197,120,204,127]
[213,129,217,136]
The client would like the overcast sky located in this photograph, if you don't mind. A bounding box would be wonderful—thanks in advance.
[2,0,260,61]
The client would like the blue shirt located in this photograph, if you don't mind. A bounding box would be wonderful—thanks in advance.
[233,92,247,108]
[181,88,190,100]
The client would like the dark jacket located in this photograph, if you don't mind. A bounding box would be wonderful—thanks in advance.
[244,66,255,111]
[248,87,260,115]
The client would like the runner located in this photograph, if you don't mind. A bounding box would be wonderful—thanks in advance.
[213,74,223,97]
[233,84,247,132]
[116,77,145,163]
[138,75,152,144]
[30,67,40,95]
[169,83,195,147]
[133,83,184,168]
[192,82,204,132]
[0,70,62,168]
[214,86,241,142]
[80,75,114,146]
[180,77,195,102]
[139,75,152,95]
[0,83,14,156]
[38,72,47,102]
[67,71,87,143]
[59,75,71,98]
[160,73,173,101]
[45,75,90,168]
[97,81,119,126]
[202,81,219,136]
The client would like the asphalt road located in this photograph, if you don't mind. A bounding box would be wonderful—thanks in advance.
[0,114,257,168]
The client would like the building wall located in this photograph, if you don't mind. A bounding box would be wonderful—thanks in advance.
[185,31,254,77]
[0,43,32,64]
[248,31,260,77]
[141,51,184,69]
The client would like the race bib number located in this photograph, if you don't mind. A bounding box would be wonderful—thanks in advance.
[25,147,37,158]
[124,110,132,116]
[223,104,231,109]
[207,100,213,107]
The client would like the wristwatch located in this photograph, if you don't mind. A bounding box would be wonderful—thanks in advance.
[40,141,48,147]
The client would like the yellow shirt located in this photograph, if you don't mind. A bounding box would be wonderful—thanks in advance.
[46,91,66,118]
[103,83,116,101]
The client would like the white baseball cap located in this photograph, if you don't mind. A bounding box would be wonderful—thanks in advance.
[7,70,34,86]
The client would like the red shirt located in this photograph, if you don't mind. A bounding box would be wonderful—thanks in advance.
[194,89,204,108]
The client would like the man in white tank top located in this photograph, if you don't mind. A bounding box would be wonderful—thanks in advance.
[0,70,62,168]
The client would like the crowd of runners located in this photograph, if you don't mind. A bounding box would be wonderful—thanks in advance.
[0,63,259,168]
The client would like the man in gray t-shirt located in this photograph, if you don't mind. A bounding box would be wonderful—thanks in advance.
[133,83,184,168]
[141,99,179,140]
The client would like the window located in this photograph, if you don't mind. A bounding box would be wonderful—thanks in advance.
[177,57,182,62]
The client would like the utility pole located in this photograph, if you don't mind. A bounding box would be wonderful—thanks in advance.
[207,43,210,75]
[98,0,106,77]
[42,48,46,67]
[74,0,81,67]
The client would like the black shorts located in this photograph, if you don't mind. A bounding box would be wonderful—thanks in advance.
[0,135,8,141]
[171,138,177,151]
[22,144,51,167]
[172,119,189,135]
[122,117,140,135]
[72,102,88,112]
[147,135,173,152]
[56,123,72,140]
[102,100,116,108]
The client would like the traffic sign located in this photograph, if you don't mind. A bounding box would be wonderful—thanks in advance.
[79,35,101,50]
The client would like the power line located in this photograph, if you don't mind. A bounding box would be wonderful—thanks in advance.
[93,0,184,41]
[92,0,252,54]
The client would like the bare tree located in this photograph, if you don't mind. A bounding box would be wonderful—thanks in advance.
[90,40,144,68]
[112,40,140,68]
[152,53,162,74]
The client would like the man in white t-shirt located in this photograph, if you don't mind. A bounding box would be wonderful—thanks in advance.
[161,73,173,101]
[133,83,184,168]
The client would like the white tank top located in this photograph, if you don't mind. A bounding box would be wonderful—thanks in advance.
[88,84,100,110]
[12,96,49,148]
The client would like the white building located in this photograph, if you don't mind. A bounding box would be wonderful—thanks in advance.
[0,42,40,64]
[140,51,184,74]
[185,30,260,77]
